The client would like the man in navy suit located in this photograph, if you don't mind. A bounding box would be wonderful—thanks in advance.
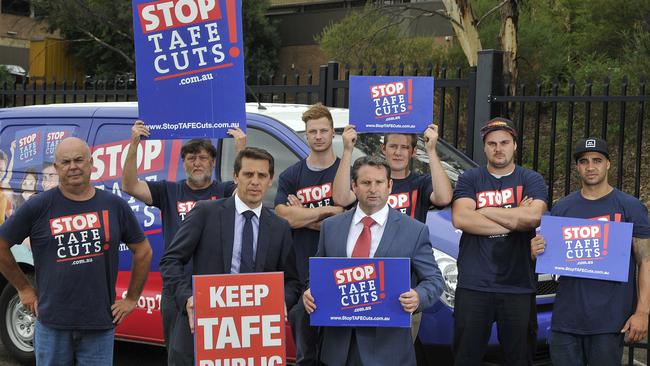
[303,156,444,366]
[160,147,293,366]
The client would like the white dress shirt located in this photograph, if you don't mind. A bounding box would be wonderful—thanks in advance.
[346,203,390,258]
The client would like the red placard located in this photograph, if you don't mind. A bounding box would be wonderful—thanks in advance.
[193,272,286,366]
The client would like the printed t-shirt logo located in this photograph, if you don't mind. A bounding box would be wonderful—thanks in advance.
[388,190,417,217]
[476,186,523,208]
[296,183,332,208]
[177,196,217,220]
[50,211,109,263]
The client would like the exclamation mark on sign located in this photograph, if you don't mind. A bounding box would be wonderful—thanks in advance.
[602,223,609,256]
[407,79,413,110]
[379,261,385,299]
[102,210,111,252]
[225,0,241,58]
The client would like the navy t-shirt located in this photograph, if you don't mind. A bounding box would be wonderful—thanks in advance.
[274,158,340,283]
[0,188,145,330]
[147,180,235,251]
[550,189,650,334]
[453,165,548,293]
[390,173,434,223]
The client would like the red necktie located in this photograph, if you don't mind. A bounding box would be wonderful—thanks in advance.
[352,216,376,257]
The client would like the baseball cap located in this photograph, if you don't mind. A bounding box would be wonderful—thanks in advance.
[573,138,610,162]
[480,118,517,141]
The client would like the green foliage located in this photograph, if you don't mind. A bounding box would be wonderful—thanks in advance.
[0,65,12,86]
[31,0,280,78]
[317,5,466,70]
[319,0,650,83]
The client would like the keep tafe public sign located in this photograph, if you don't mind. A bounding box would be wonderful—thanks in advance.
[132,0,246,139]
[193,272,286,366]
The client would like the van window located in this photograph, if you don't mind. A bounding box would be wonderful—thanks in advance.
[220,127,300,207]
[0,124,79,217]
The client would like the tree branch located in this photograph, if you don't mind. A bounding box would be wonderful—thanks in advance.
[75,26,134,65]
[476,0,510,27]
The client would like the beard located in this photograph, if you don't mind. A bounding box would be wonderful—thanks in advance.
[187,172,211,187]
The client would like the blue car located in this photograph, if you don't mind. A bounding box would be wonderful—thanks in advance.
[0,102,554,364]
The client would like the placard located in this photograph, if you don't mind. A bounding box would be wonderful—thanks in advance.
[14,127,44,170]
[132,0,246,139]
[193,272,285,366]
[349,76,434,133]
[537,215,633,282]
[309,257,410,327]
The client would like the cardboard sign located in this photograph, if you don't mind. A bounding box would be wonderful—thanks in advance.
[193,272,285,366]
[537,215,633,282]
[309,257,411,327]
[14,127,44,170]
[132,0,246,139]
[349,76,434,133]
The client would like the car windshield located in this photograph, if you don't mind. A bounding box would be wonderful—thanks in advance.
[297,131,475,187]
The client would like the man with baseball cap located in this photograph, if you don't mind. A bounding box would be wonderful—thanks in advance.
[451,117,548,365]
[531,138,650,366]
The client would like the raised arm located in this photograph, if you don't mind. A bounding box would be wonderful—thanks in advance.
[122,120,153,205]
[451,197,510,236]
[227,127,247,154]
[424,124,453,207]
[622,237,650,342]
[478,198,547,231]
[331,125,357,207]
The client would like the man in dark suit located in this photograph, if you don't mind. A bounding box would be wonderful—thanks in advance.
[303,156,444,366]
[160,147,293,366]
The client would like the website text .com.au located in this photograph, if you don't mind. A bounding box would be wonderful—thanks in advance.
[147,122,240,131]
[329,315,391,321]
[365,123,416,129]
[178,72,214,86]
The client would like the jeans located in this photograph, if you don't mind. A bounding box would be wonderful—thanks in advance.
[34,321,115,366]
[550,331,624,366]
[453,288,535,366]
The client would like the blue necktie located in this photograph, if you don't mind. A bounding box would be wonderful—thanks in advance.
[240,210,256,273]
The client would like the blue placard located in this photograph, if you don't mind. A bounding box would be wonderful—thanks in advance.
[14,127,44,170]
[132,0,246,139]
[349,76,434,133]
[537,215,633,282]
[309,257,411,328]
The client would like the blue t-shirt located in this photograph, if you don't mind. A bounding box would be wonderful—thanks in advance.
[147,179,235,251]
[274,158,340,283]
[453,165,548,293]
[550,189,650,334]
[0,188,145,330]
[390,172,434,223]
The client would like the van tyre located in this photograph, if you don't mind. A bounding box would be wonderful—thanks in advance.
[0,274,36,365]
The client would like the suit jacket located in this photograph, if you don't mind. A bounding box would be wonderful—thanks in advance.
[159,196,293,356]
[315,207,443,366]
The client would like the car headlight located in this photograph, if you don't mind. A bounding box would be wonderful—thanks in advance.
[433,248,458,308]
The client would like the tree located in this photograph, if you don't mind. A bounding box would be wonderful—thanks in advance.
[32,0,280,78]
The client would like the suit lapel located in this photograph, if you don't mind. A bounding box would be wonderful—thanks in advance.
[373,208,400,258]
[335,209,356,257]
[221,197,236,273]
[255,209,271,271]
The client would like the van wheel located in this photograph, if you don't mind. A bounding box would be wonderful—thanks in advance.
[0,275,36,365]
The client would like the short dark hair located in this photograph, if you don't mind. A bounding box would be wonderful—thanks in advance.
[234,147,274,177]
[383,133,417,149]
[180,139,217,160]
[351,156,391,183]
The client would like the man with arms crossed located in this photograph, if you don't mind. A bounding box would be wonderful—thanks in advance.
[304,156,443,366]
[532,138,650,366]
[0,137,152,365]
[160,147,293,366]
[451,118,547,365]
[123,120,245,363]
[275,104,344,365]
